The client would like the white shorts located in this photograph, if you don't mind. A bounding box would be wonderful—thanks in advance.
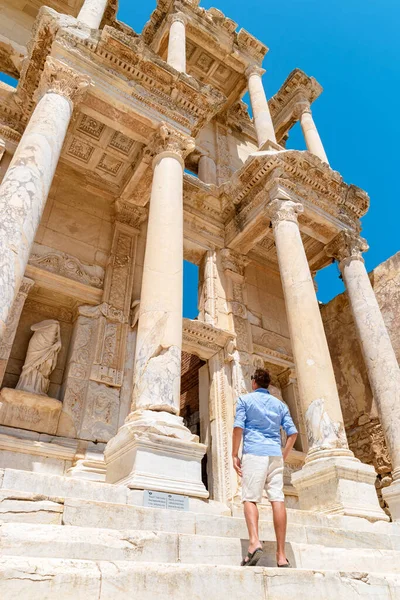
[241,454,284,503]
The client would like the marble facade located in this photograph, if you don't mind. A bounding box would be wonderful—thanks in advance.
[0,0,399,597]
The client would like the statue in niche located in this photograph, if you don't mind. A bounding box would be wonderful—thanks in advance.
[16,320,62,396]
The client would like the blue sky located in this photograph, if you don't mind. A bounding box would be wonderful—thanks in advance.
[2,1,398,317]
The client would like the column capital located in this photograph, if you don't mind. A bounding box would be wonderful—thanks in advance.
[266,198,304,227]
[35,57,92,107]
[147,123,195,167]
[168,11,188,26]
[325,230,369,267]
[293,100,311,119]
[245,64,265,79]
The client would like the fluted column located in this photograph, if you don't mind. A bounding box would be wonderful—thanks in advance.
[77,0,108,29]
[246,65,277,147]
[198,154,217,185]
[296,101,329,165]
[267,194,387,520]
[327,230,400,520]
[0,57,91,340]
[167,12,187,73]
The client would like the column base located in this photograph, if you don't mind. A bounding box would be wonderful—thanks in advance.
[292,454,389,522]
[382,478,400,521]
[105,410,209,499]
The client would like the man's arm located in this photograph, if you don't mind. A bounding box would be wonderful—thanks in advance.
[232,427,243,476]
[282,432,297,461]
[232,397,246,477]
[281,404,298,462]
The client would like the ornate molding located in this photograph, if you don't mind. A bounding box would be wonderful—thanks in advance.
[35,57,92,107]
[266,199,304,226]
[148,123,195,163]
[325,230,369,267]
[29,243,104,289]
[182,318,234,360]
[220,248,249,277]
[115,200,148,230]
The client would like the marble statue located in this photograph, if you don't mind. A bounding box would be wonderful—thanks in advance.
[16,320,61,396]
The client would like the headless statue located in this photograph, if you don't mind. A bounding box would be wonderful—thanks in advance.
[16,320,61,396]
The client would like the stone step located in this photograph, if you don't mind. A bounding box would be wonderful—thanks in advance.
[2,490,400,553]
[2,468,400,539]
[1,557,399,600]
[2,522,400,575]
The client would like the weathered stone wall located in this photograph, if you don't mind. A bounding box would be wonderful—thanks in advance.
[322,252,400,479]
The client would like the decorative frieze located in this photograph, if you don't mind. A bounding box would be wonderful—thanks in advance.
[28,243,104,289]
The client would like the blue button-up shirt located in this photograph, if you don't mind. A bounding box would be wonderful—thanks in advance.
[233,388,298,456]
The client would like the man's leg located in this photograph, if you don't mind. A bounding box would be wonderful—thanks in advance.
[243,501,261,553]
[271,501,288,566]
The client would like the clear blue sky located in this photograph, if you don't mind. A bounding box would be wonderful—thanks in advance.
[2,1,399,317]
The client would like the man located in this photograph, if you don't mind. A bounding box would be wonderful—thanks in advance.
[232,368,298,567]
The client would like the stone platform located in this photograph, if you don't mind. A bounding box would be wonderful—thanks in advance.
[1,468,400,598]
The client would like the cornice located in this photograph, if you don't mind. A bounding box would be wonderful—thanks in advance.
[142,0,267,65]
[269,69,323,145]
[182,317,235,360]
[223,150,369,228]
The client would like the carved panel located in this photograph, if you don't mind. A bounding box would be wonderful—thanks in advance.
[67,137,95,163]
[77,114,105,140]
[96,153,123,177]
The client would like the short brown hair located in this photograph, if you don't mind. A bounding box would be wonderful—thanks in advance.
[251,368,271,389]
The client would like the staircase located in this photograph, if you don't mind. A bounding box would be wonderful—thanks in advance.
[1,467,400,599]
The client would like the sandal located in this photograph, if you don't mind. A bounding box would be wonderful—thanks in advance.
[277,559,291,568]
[241,547,264,567]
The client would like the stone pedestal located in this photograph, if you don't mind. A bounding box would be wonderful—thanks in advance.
[167,13,187,73]
[246,65,277,147]
[77,0,108,29]
[0,387,62,435]
[267,192,387,521]
[105,411,208,497]
[297,102,329,164]
[0,57,91,339]
[292,455,389,521]
[327,230,400,520]
[105,125,207,498]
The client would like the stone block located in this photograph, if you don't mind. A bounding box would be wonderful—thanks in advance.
[0,492,63,525]
[0,469,128,504]
[0,388,62,434]
[0,523,178,563]
[0,557,101,599]
[63,497,196,534]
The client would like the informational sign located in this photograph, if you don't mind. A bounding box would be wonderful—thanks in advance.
[144,490,189,511]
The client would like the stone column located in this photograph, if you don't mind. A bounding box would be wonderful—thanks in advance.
[326,230,400,520]
[167,12,187,73]
[77,0,109,29]
[105,124,208,498]
[267,194,387,521]
[296,101,329,165]
[198,155,217,185]
[0,277,34,385]
[246,65,277,147]
[0,57,91,340]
